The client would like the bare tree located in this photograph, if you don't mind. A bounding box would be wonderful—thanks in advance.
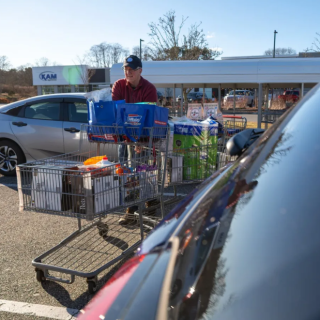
[34,57,51,67]
[16,64,33,86]
[312,34,320,51]
[88,45,102,67]
[305,32,320,52]
[0,56,11,70]
[73,55,96,88]
[88,42,129,68]
[264,47,296,56]
[147,11,222,101]
[287,47,296,55]
[264,49,273,55]
[0,56,11,92]
[132,45,152,61]
[147,11,222,61]
[89,43,112,67]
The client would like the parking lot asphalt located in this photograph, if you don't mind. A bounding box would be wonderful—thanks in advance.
[0,173,197,318]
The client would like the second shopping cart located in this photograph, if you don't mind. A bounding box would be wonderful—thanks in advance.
[17,124,170,293]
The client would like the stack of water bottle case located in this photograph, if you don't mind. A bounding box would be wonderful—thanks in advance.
[164,102,224,184]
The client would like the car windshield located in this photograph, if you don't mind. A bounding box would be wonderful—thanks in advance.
[284,91,299,95]
[229,91,246,95]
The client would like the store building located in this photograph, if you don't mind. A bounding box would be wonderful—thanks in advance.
[32,65,110,95]
[111,57,320,127]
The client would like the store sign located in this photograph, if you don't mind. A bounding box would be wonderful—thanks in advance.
[33,65,88,86]
[39,71,57,81]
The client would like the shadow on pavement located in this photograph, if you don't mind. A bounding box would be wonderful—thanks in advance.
[0,174,18,191]
[41,253,134,310]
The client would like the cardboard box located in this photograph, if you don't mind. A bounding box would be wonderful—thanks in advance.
[187,104,203,120]
[93,175,120,214]
[61,168,120,218]
[31,167,62,211]
[203,103,219,119]
[163,155,183,186]
[156,130,174,152]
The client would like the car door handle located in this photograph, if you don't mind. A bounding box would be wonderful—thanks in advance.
[12,122,27,127]
[64,127,80,133]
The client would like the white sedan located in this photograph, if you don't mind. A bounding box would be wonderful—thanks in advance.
[224,90,255,107]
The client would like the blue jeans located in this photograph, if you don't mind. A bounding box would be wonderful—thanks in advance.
[118,145,147,165]
[118,144,128,164]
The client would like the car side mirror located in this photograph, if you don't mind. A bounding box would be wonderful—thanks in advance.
[226,128,265,156]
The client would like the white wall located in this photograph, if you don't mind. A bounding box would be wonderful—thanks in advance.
[32,65,88,86]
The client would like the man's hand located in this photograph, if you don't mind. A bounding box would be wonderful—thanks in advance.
[135,146,142,153]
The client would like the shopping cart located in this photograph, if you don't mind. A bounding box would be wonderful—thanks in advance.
[17,124,170,293]
[261,110,286,125]
[222,115,247,137]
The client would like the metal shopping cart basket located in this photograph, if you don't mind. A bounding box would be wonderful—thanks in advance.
[222,115,247,137]
[163,115,247,188]
[17,124,170,293]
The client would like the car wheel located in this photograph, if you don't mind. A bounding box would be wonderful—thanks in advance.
[0,140,25,176]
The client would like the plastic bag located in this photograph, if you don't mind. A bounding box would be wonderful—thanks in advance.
[173,118,218,180]
[84,88,112,103]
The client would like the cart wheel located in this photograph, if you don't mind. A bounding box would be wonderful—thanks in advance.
[35,269,45,283]
[88,281,97,294]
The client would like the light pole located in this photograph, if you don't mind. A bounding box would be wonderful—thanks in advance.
[273,30,278,58]
[140,39,144,60]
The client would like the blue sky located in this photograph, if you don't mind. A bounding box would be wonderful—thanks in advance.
[0,0,318,67]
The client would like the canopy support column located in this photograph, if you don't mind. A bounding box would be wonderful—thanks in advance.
[218,84,221,110]
[203,84,205,104]
[258,83,263,128]
[301,83,304,98]
[233,84,236,115]
[180,84,183,116]
[265,85,270,129]
[173,84,176,111]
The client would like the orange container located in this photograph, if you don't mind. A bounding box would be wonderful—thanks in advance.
[83,155,106,166]
[115,164,131,176]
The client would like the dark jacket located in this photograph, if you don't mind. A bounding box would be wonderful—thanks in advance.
[112,77,157,103]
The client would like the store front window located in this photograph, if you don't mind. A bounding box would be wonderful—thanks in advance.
[75,85,89,93]
[92,85,100,91]
[58,85,72,93]
[42,86,55,95]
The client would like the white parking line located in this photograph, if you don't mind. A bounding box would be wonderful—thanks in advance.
[0,299,79,319]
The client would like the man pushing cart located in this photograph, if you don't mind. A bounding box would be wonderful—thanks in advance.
[112,54,160,224]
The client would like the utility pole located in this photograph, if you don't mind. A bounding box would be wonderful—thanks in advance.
[140,39,144,60]
[273,30,278,58]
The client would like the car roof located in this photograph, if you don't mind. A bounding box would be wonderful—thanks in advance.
[79,84,320,320]
[0,93,87,113]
